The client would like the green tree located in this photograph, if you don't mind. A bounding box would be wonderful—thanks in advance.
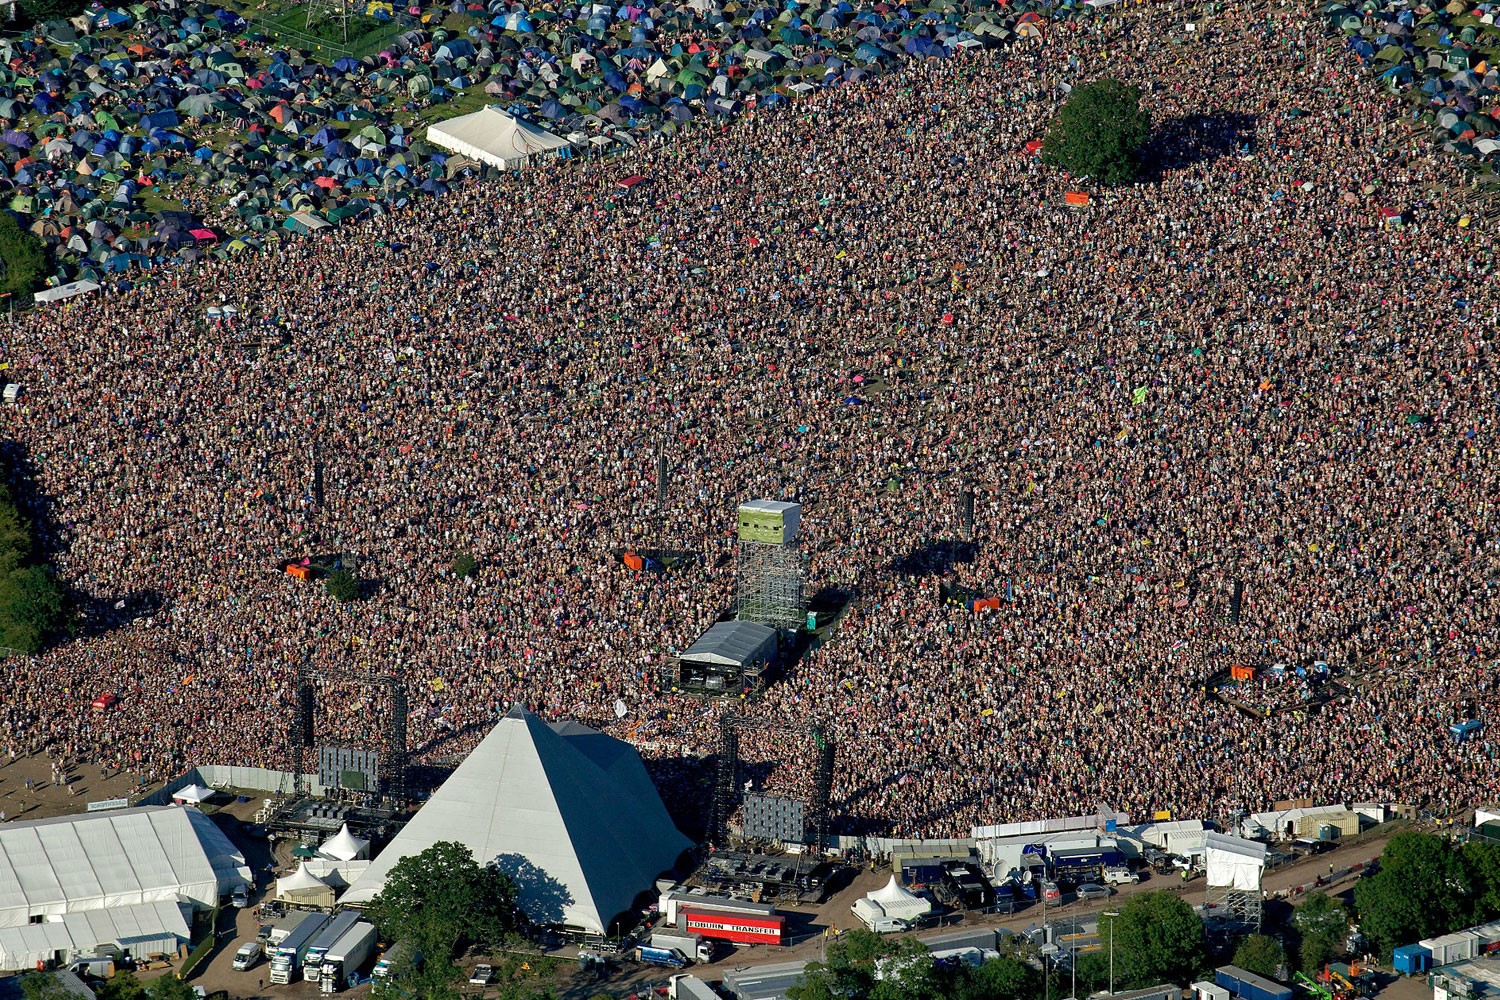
[144,977,197,1000]
[0,563,65,652]
[367,841,520,979]
[1234,934,1286,979]
[1041,78,1151,186]
[960,955,1040,1000]
[20,974,75,1000]
[1096,891,1206,988]
[1355,832,1469,960]
[1462,840,1500,923]
[0,210,46,297]
[324,567,360,603]
[95,971,145,1000]
[451,552,479,578]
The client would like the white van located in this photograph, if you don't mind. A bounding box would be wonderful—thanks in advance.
[1103,867,1139,885]
[233,942,261,971]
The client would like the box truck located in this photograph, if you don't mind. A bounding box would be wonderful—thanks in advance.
[319,921,378,993]
[268,912,330,984]
[302,911,363,982]
[652,931,714,964]
[669,974,722,1000]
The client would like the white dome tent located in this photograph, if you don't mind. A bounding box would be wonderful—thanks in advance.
[320,824,370,862]
[852,875,932,930]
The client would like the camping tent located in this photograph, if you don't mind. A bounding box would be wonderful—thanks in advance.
[425,107,570,170]
[342,704,690,934]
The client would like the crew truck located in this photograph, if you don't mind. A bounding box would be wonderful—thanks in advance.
[268,912,330,985]
[302,911,363,982]
[319,920,378,993]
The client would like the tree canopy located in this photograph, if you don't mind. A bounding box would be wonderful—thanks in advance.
[787,929,1038,1000]
[0,210,46,297]
[1041,77,1151,186]
[1234,934,1286,979]
[0,461,66,653]
[1096,891,1206,989]
[1354,832,1472,960]
[367,841,521,978]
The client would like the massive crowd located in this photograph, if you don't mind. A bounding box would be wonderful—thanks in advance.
[1,0,1498,841]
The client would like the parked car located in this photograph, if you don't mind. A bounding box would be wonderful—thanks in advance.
[1103,867,1139,886]
[1039,880,1061,902]
[468,965,494,985]
[1076,884,1112,900]
[230,885,249,908]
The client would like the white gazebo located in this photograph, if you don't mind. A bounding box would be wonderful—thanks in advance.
[320,824,370,862]
[275,862,334,908]
[171,784,215,804]
[852,875,932,930]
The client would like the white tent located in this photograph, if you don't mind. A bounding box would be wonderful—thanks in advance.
[853,875,932,929]
[320,824,369,862]
[0,900,190,971]
[342,704,690,934]
[276,862,335,908]
[0,807,249,930]
[426,107,570,170]
[33,279,100,305]
[171,784,214,804]
[1203,832,1266,891]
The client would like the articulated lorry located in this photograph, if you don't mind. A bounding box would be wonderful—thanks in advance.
[302,911,363,982]
[319,920,378,993]
[268,912,330,985]
[371,940,422,982]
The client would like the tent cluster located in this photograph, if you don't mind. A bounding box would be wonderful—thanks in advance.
[0,0,1120,284]
[1332,0,1500,164]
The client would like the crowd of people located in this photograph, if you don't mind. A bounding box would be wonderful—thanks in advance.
[2,0,1498,841]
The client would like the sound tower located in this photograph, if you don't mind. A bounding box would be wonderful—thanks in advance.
[657,451,668,509]
[1229,579,1244,624]
[960,487,976,539]
[808,729,835,852]
[296,682,315,747]
[385,680,408,801]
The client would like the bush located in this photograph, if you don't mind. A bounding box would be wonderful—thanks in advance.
[451,552,478,578]
[0,211,46,298]
[325,568,361,603]
[0,468,65,652]
[1041,78,1151,187]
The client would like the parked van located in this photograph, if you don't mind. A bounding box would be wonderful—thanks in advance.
[233,942,262,972]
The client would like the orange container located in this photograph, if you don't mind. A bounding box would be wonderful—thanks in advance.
[623,552,644,572]
[1230,664,1255,681]
[286,565,311,581]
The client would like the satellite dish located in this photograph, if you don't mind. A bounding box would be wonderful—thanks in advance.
[614,698,627,719]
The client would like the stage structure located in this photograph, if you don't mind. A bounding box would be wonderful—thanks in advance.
[711,713,835,853]
[288,661,409,802]
[734,500,806,630]
[1203,831,1266,932]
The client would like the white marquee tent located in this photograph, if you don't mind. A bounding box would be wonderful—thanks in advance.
[171,784,214,805]
[275,862,333,907]
[0,900,190,971]
[852,875,932,929]
[343,704,690,934]
[319,824,369,863]
[0,807,250,930]
[425,108,570,170]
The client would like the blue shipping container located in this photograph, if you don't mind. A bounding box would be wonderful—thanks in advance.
[1393,944,1432,975]
[1216,965,1294,1000]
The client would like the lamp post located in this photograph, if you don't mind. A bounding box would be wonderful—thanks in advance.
[1104,910,1120,996]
